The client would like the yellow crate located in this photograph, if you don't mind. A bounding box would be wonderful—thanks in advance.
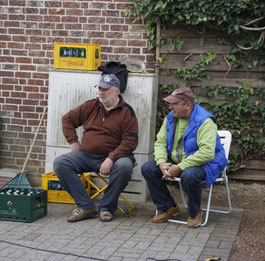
[41,171,90,204]
[54,42,101,70]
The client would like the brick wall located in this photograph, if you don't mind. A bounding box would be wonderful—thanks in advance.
[0,0,155,186]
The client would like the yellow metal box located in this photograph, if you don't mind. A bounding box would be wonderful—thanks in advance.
[41,171,90,204]
[54,42,101,70]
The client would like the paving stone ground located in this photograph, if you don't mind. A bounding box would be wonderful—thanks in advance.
[0,201,243,261]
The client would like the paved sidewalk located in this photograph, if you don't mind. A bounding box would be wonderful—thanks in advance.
[0,201,243,261]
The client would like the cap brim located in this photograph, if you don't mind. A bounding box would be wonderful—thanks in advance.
[163,95,182,104]
[94,83,112,89]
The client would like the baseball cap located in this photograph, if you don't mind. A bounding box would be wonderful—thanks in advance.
[96,74,120,89]
[163,88,195,104]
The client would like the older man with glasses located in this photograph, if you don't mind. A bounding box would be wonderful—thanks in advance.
[53,74,138,223]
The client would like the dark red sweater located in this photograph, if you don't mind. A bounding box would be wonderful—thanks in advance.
[62,96,138,162]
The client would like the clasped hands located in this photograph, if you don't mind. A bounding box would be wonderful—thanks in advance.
[159,162,182,181]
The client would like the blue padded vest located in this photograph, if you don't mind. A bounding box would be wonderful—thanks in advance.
[166,104,228,187]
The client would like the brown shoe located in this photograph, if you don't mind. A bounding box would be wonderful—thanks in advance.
[67,208,97,222]
[187,209,202,228]
[152,207,181,223]
[99,211,113,222]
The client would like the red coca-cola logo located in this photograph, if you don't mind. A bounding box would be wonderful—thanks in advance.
[62,60,85,67]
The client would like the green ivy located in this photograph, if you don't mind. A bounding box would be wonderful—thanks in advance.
[126,0,265,68]
[198,82,265,172]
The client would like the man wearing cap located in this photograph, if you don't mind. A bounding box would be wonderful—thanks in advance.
[53,74,138,222]
[141,87,227,228]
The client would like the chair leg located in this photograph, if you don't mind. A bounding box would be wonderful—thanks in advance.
[82,172,135,216]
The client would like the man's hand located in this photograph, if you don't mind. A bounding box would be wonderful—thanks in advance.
[168,164,182,178]
[70,142,81,151]
[100,157,113,176]
[159,162,182,181]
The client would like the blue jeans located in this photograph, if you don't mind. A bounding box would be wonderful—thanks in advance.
[141,161,205,217]
[53,151,134,214]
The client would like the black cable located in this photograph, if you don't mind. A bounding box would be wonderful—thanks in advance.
[146,257,181,261]
[0,239,182,261]
[0,239,108,261]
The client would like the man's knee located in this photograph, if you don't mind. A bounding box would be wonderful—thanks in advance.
[141,161,158,178]
[181,167,204,186]
[114,157,133,179]
[53,155,65,172]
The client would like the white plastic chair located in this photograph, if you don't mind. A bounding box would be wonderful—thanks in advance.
[165,130,232,226]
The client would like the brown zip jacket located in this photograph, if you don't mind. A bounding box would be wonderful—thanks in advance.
[62,96,138,162]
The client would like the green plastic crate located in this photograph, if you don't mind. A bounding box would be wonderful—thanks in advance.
[0,187,47,223]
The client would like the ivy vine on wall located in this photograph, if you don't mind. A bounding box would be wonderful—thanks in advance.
[127,0,265,173]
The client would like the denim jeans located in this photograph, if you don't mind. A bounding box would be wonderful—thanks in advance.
[53,151,134,214]
[141,160,205,217]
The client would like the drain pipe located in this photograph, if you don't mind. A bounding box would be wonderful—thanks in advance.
[155,19,161,74]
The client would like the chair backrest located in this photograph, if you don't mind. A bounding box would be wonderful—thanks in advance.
[217,130,232,176]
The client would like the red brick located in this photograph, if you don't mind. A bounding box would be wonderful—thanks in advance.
[84,10,101,16]
[117,3,134,9]
[45,1,61,7]
[0,14,8,20]
[28,79,44,86]
[62,17,78,23]
[4,21,20,27]
[8,28,25,34]
[106,17,124,24]
[3,49,10,55]
[2,91,10,97]
[114,47,132,54]
[26,30,43,36]
[19,79,26,85]
[19,106,35,112]
[25,43,41,50]
[11,49,28,56]
[90,2,107,9]
[29,50,45,57]
[32,73,49,79]
[0,71,14,77]
[30,35,45,44]
[102,10,119,17]
[48,9,65,15]
[12,35,28,42]
[106,32,123,38]
[44,16,60,22]
[0,35,11,41]
[56,23,64,29]
[0,28,7,34]
[28,93,44,99]
[23,7,38,14]
[6,98,22,104]
[0,0,8,5]
[16,57,32,63]
[111,25,128,31]
[42,44,53,50]
[87,17,105,23]
[2,78,18,84]
[2,64,18,70]
[91,39,109,45]
[110,39,127,46]
[21,21,38,28]
[39,23,55,29]
[23,99,39,105]
[11,118,27,125]
[79,17,87,23]
[63,2,80,8]
[101,46,113,53]
[87,31,104,38]
[0,56,14,63]
[0,84,14,91]
[9,14,25,20]
[8,42,23,48]
[10,0,25,6]
[20,65,36,71]
[52,30,68,36]
[2,104,18,111]
[128,40,147,46]
[15,72,31,78]
[11,92,27,98]
[33,58,49,65]
[40,9,47,15]
[101,25,109,31]
[65,23,82,30]
[26,15,43,21]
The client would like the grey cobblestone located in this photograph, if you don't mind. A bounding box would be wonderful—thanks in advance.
[0,202,243,261]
